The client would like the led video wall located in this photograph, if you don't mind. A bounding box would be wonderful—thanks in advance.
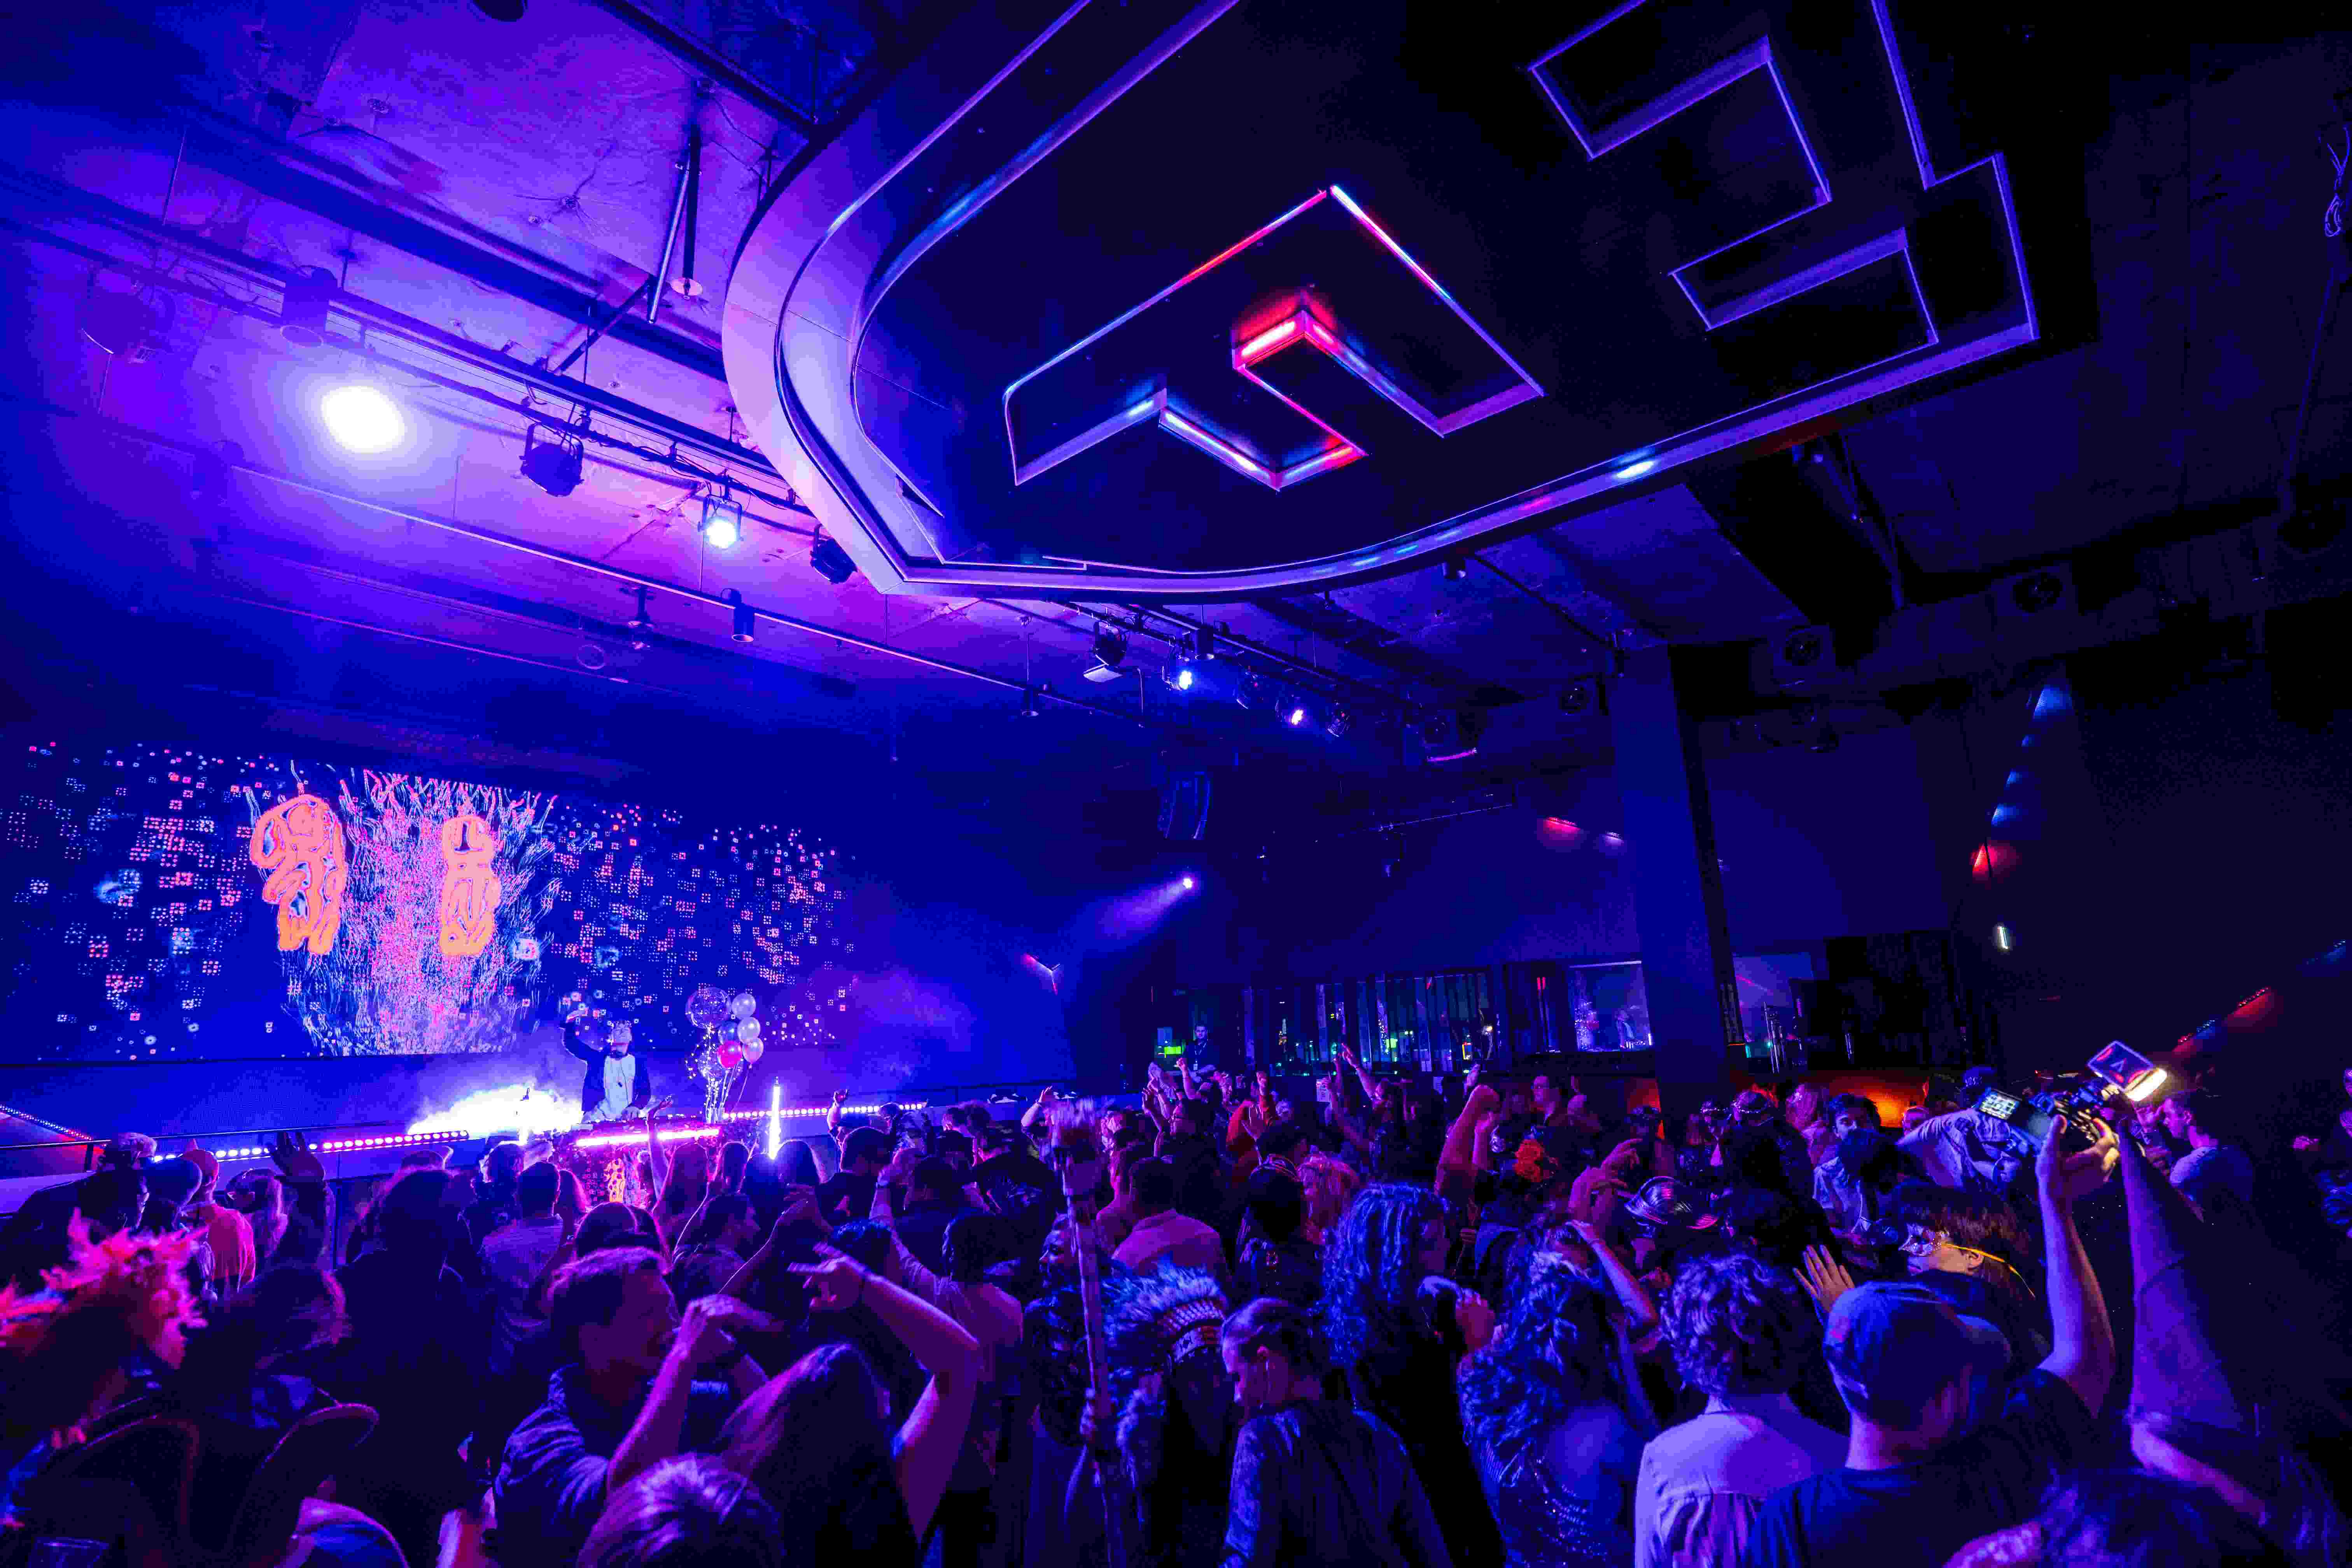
[0,740,855,1061]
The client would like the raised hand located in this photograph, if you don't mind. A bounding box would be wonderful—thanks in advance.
[270,1130,324,1185]
[2037,1122,2118,1208]
[790,1244,872,1313]
[1799,1244,1855,1312]
[1452,1288,1496,1354]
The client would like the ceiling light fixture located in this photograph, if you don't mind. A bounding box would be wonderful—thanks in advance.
[279,266,336,346]
[1092,624,1129,669]
[520,422,585,496]
[625,586,653,650]
[809,532,858,585]
[1172,665,1197,691]
[699,487,742,550]
[727,589,754,644]
[1441,556,1469,582]
[1019,688,1041,718]
[1325,707,1350,737]
[1189,627,1216,662]
[319,384,404,453]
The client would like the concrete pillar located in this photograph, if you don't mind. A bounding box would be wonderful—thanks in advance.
[1611,646,1738,1115]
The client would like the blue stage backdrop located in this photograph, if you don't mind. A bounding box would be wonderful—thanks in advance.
[0,739,1072,1090]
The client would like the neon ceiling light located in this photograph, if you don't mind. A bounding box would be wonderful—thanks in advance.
[1003,185,1541,490]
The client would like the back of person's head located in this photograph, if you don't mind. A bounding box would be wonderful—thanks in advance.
[399,1145,449,1173]
[1243,1170,1305,1244]
[681,1196,755,1252]
[550,1246,667,1363]
[1176,1097,1214,1137]
[77,1167,146,1236]
[1320,1182,1443,1372]
[942,1211,1014,1284]
[933,1131,973,1168]
[1416,1274,1474,1365]
[1256,1120,1308,1164]
[1662,1252,1818,1399]
[378,1171,451,1255]
[1128,1157,1178,1214]
[517,1160,561,1216]
[2033,1469,2290,1567]
[1220,1296,1328,1381]
[1821,1280,2006,1437]
[907,1156,960,1201]
[1718,1128,1794,1195]
[1458,1255,1617,1457]
[826,1220,895,1276]
[2130,1405,2352,1568]
[581,1455,783,1568]
[977,1122,1017,1158]
[1827,1093,1881,1132]
[840,1126,891,1171]
[719,1343,915,1564]
[485,1140,526,1187]
[579,1201,653,1256]
[717,1141,752,1191]
[177,1265,347,1404]
[778,1140,823,1189]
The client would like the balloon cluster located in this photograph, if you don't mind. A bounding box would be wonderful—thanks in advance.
[686,985,761,1123]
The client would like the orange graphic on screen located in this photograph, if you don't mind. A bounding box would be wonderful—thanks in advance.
[250,794,348,955]
[438,812,502,959]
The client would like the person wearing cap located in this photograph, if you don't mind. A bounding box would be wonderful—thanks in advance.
[1738,1121,2118,1568]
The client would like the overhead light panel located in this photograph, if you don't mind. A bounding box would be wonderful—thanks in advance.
[700,488,742,550]
[727,589,754,644]
[809,532,858,585]
[520,423,585,496]
[320,384,404,454]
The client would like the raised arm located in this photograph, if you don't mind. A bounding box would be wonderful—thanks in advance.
[1572,1205,1659,1341]
[560,1019,600,1066]
[795,1248,982,1540]
[2035,1123,2118,1413]
[1436,1082,1500,1205]
[1020,1085,1060,1135]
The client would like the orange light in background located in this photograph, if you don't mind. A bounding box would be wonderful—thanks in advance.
[438,812,502,959]
[250,794,348,955]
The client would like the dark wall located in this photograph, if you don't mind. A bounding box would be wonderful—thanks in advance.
[1160,721,1949,981]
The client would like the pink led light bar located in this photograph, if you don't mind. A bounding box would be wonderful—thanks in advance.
[1004,185,1540,490]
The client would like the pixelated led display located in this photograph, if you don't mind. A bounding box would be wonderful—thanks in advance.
[0,742,854,1061]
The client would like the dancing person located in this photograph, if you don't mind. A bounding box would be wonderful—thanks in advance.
[1233,1170,1321,1309]
[1634,1253,1844,1568]
[570,1017,653,1124]
[1898,1067,2028,1193]
[1460,1254,1643,1568]
[817,1125,891,1227]
[495,1248,776,1565]
[1218,1296,1451,1568]
[579,1454,784,1568]
[667,1197,761,1307]
[1740,1125,2118,1568]
[1325,1183,1503,1568]
[1113,1158,1226,1280]
[720,1243,983,1568]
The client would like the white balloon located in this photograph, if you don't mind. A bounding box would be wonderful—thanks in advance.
[737,1017,762,1043]
[729,990,758,1021]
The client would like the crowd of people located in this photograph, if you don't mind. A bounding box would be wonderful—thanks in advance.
[1,1047,2349,1568]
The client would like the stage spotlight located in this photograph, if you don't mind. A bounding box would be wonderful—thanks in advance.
[1181,875,1196,890]
[1189,627,1216,662]
[1325,707,1350,737]
[1019,688,1041,718]
[1172,665,1197,691]
[1233,676,1258,710]
[809,532,858,585]
[320,384,404,453]
[727,589,754,643]
[1283,695,1308,727]
[1441,556,1468,582]
[700,490,742,550]
[521,424,585,496]
[279,266,335,346]
[1093,624,1129,668]
[625,586,653,650]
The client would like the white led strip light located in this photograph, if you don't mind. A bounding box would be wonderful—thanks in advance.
[193,1102,929,1165]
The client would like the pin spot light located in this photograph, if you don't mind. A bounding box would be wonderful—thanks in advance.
[1092,625,1129,669]
[809,533,858,585]
[1019,688,1041,719]
[1181,875,1196,891]
[700,490,743,550]
[521,423,586,496]
[1325,707,1350,737]
[727,589,754,644]
[1172,665,1197,691]
[320,385,404,453]
[625,586,653,651]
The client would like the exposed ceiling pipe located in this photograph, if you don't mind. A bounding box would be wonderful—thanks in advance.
[0,165,772,478]
[576,0,823,139]
[10,397,1146,726]
[649,124,701,325]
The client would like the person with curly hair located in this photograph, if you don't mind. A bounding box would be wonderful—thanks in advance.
[1217,1296,1450,1567]
[1633,1252,1844,1567]
[582,1453,783,1568]
[1459,1252,1644,1567]
[1323,1183,1501,1567]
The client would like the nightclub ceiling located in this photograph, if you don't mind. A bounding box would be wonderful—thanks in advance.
[2,4,2349,827]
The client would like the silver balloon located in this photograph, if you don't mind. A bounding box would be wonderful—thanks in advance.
[738,1036,765,1065]
[737,1016,762,1043]
[686,985,730,1031]
[729,990,758,1021]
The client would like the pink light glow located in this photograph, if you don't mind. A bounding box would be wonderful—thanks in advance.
[1237,319,1300,361]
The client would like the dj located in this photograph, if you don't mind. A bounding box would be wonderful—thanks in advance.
[564,1015,651,1124]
